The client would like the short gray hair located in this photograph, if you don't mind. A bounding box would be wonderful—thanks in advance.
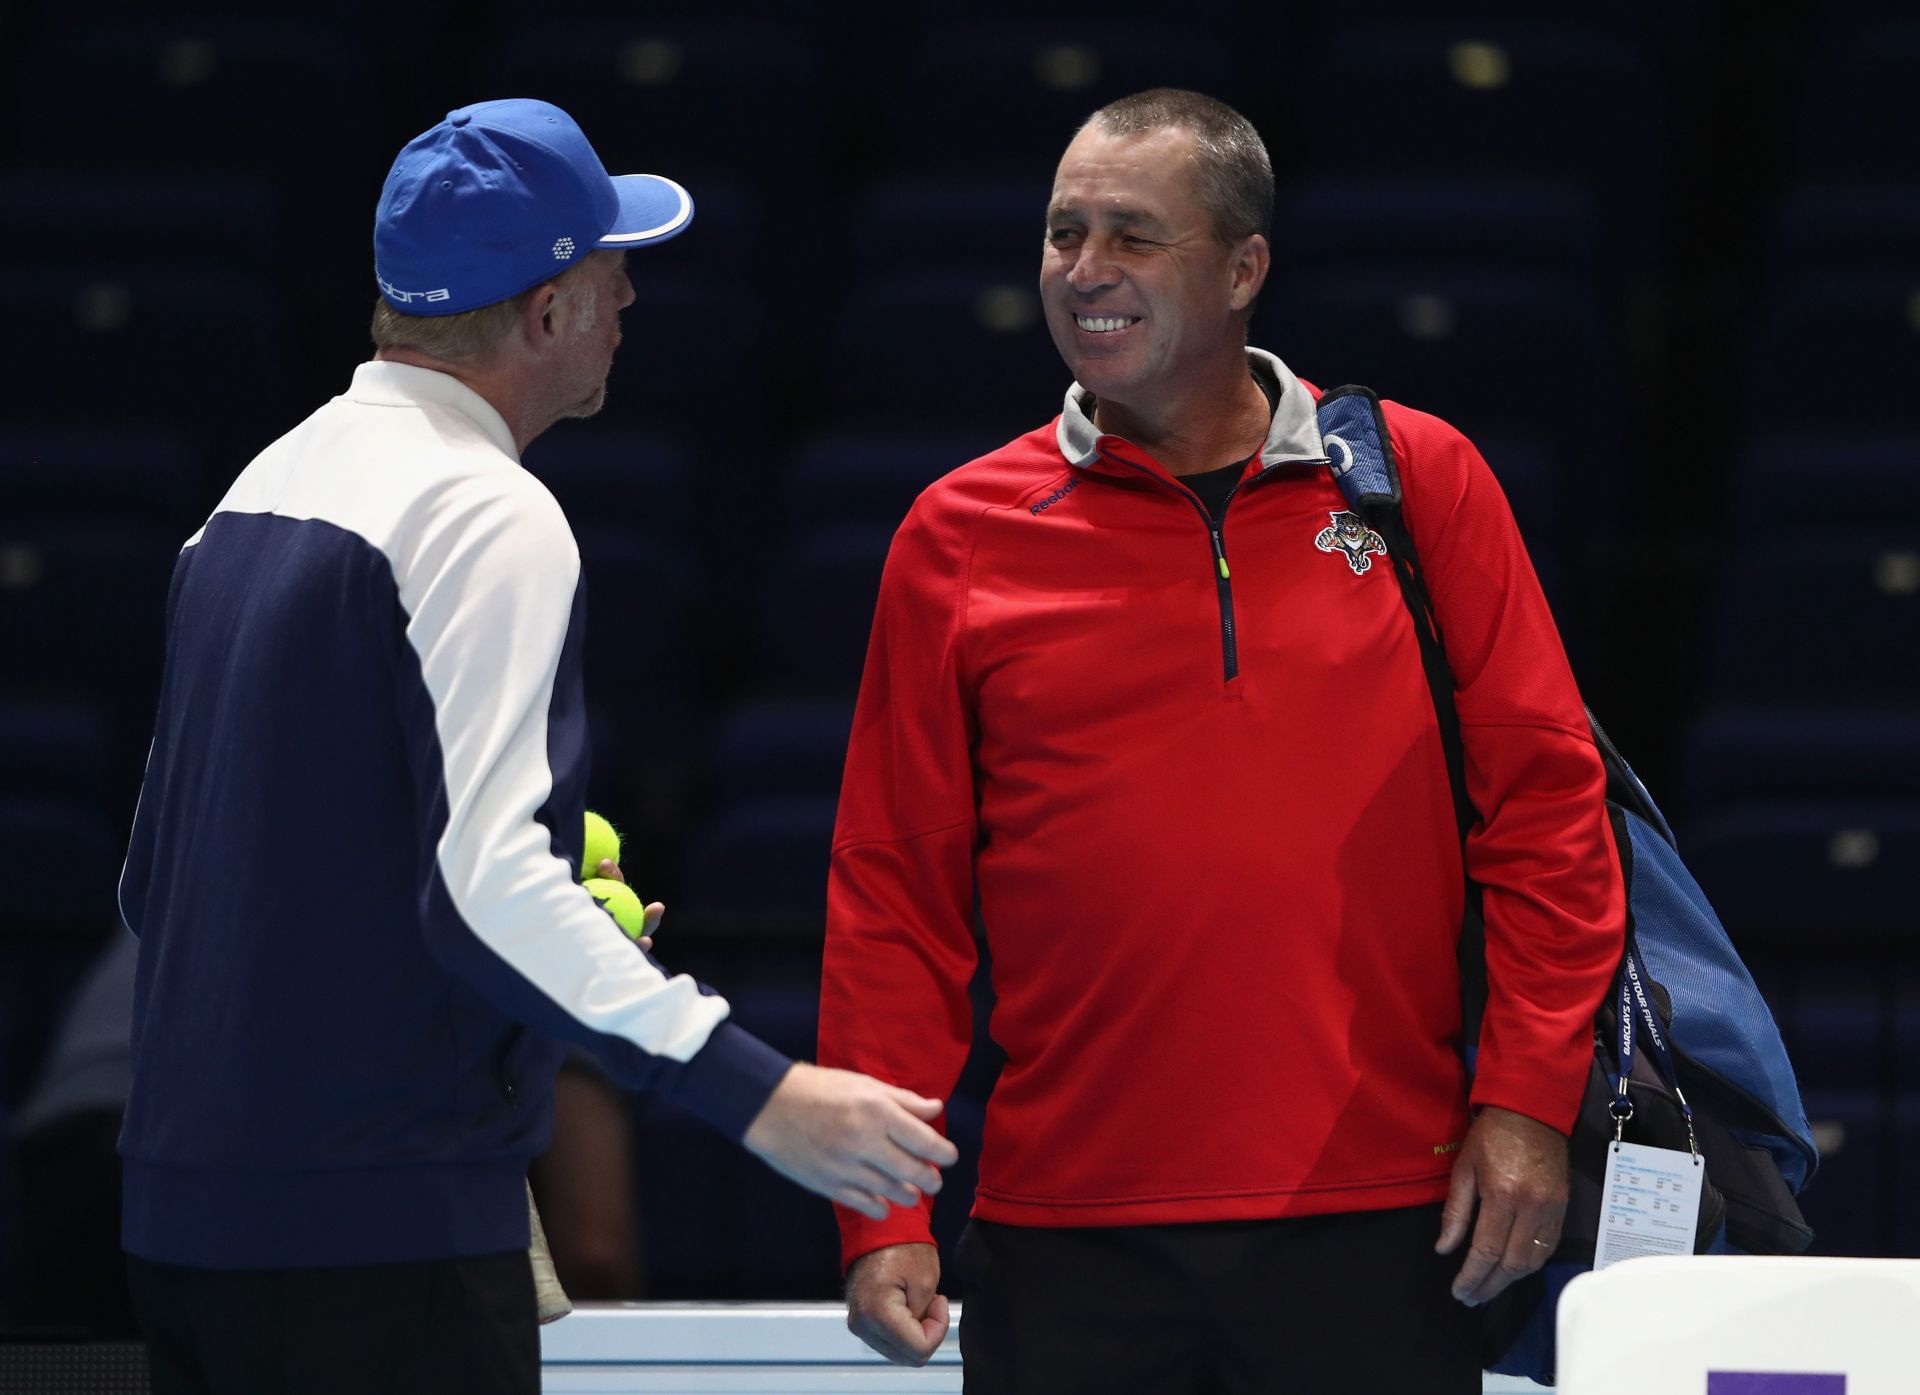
[369,255,600,364]
[1083,88,1273,247]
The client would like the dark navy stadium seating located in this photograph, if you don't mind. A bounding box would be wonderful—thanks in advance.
[1260,268,1615,456]
[570,524,697,746]
[1472,433,1574,629]
[1309,0,1670,37]
[882,22,1246,177]
[11,19,375,272]
[1297,25,1665,221]
[596,277,767,436]
[0,800,118,933]
[1769,185,1920,281]
[0,174,280,280]
[755,525,893,694]
[15,22,375,179]
[1273,180,1602,285]
[497,0,821,21]
[493,21,826,190]
[1682,710,1920,814]
[680,797,838,924]
[1794,24,1920,180]
[725,982,822,1063]
[1787,991,1882,1099]
[824,270,1063,439]
[0,266,295,467]
[784,433,990,535]
[0,523,177,700]
[0,704,114,814]
[1731,435,1920,539]
[1796,1091,1888,1256]
[1752,272,1920,428]
[902,0,1242,22]
[1685,805,1920,942]
[850,179,1046,274]
[0,429,202,531]
[711,701,853,805]
[1706,539,1920,706]
[524,433,693,542]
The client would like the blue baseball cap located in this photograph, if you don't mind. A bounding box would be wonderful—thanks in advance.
[373,98,694,317]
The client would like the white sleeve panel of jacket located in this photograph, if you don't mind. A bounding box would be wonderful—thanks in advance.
[395,467,727,1063]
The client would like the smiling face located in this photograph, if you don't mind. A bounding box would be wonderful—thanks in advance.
[1040,123,1267,423]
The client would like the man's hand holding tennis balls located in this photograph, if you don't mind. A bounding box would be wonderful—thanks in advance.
[581,811,659,950]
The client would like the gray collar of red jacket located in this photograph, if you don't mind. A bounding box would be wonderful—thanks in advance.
[1054,346,1327,471]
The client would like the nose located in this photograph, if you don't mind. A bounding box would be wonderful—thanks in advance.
[614,258,635,312]
[1064,237,1121,295]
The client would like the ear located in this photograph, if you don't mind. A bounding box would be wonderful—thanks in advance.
[1228,233,1270,314]
[519,281,562,348]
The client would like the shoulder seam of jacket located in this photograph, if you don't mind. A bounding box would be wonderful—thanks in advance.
[957,492,1026,686]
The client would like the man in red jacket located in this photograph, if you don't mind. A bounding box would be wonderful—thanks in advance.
[820,88,1623,1392]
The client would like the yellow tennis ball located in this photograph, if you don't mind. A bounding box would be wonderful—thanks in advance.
[582,810,621,879]
[584,877,646,939]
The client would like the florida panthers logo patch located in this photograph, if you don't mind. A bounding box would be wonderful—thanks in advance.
[1314,511,1387,575]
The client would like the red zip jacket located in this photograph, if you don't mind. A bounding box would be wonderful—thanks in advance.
[819,349,1624,1268]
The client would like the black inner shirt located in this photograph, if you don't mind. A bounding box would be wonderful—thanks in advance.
[1182,460,1248,520]
[1178,371,1279,521]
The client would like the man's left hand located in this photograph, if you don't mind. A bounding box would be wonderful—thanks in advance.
[1435,1104,1569,1306]
[595,857,659,951]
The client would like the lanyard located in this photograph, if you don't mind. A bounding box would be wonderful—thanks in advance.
[1611,941,1697,1156]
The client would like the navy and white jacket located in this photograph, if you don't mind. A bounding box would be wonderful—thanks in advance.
[119,361,790,1269]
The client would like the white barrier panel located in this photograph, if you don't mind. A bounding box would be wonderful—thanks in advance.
[540,1304,1554,1393]
[541,1306,959,1394]
[1557,1256,1920,1395]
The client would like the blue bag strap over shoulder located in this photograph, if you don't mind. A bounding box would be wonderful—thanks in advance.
[1317,384,1399,509]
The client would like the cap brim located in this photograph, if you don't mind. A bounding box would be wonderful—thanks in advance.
[599,174,694,248]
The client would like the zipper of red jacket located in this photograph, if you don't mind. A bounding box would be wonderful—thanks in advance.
[1202,494,1240,681]
[1099,456,1325,682]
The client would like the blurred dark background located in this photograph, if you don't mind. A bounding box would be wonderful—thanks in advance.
[2,0,1917,1345]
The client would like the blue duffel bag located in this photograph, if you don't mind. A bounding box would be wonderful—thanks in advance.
[1315,385,1818,1386]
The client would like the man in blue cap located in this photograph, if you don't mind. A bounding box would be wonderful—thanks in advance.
[117,100,957,1395]
[362,97,695,443]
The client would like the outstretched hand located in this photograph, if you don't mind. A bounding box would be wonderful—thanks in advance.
[1435,1105,1569,1306]
[743,1064,959,1221]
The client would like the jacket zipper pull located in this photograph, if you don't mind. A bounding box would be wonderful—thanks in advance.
[1211,527,1231,581]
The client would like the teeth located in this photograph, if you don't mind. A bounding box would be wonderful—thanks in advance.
[1076,315,1136,333]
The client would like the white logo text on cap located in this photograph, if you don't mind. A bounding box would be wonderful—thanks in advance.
[379,274,450,305]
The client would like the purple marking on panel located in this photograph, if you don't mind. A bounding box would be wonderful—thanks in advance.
[1707,1375,1846,1394]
